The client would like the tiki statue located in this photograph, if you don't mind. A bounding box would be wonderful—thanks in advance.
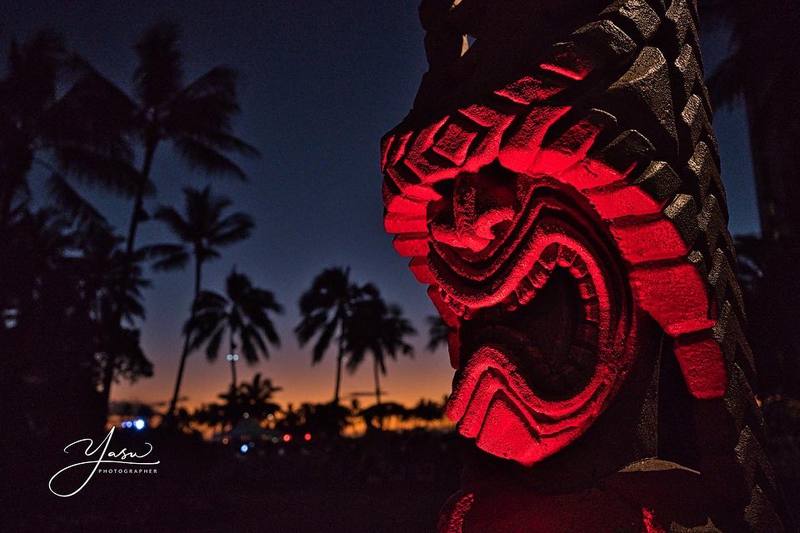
[380,0,787,531]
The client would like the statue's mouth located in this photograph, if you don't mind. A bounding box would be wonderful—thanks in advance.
[459,253,600,402]
[429,181,629,465]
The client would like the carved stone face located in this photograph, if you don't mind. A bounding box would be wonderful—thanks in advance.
[425,166,641,465]
[383,2,782,531]
[382,0,730,468]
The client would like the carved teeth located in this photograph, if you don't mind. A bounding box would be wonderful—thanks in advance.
[514,277,538,305]
[538,244,559,270]
[583,297,600,323]
[439,289,468,318]
[557,246,577,267]
[577,279,596,300]
[529,264,550,288]
[569,257,589,279]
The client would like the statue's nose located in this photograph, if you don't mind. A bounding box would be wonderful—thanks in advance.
[430,173,516,253]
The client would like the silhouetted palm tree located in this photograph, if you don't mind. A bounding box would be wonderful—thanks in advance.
[345,294,416,410]
[196,373,282,430]
[426,315,450,352]
[405,398,446,423]
[295,267,363,404]
[705,1,800,241]
[735,236,800,398]
[3,205,154,410]
[187,269,282,389]
[359,401,408,431]
[80,228,154,397]
[0,30,137,231]
[97,22,259,411]
[101,22,260,255]
[153,186,254,419]
[236,373,282,421]
[275,402,352,437]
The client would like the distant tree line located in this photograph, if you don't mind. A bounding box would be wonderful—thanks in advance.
[0,24,425,452]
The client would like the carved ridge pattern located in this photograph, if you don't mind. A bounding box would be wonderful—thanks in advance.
[382,1,731,399]
[381,0,784,530]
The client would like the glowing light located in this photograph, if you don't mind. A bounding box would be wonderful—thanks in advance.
[240,444,249,453]
[226,353,240,362]
[133,419,146,430]
[282,433,292,443]
[303,433,312,442]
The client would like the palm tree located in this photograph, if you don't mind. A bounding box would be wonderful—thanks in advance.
[706,4,800,404]
[359,401,408,431]
[426,315,450,352]
[735,236,800,398]
[196,373,282,430]
[295,267,362,404]
[153,186,254,419]
[106,22,260,256]
[187,269,282,389]
[705,1,800,242]
[405,398,446,423]
[79,228,155,399]
[0,30,137,232]
[345,294,416,410]
[236,373,282,421]
[84,21,259,415]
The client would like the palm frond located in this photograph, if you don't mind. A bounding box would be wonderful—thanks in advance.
[173,137,247,179]
[204,325,226,361]
[707,51,746,110]
[52,145,142,196]
[154,205,192,241]
[295,310,328,346]
[148,245,190,271]
[134,22,183,108]
[210,212,253,245]
[163,66,240,137]
[313,319,337,364]
[45,173,109,231]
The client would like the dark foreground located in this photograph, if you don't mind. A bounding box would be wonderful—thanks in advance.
[7,400,800,532]
[8,429,461,533]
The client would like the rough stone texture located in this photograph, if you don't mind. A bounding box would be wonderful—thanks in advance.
[380,0,787,530]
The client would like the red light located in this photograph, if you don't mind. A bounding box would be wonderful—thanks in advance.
[303,432,312,442]
[282,433,292,443]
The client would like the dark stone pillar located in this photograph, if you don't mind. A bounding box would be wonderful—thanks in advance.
[381,0,788,530]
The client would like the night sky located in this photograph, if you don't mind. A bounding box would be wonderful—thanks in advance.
[2,1,759,410]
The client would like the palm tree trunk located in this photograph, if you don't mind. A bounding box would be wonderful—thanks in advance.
[165,256,203,421]
[0,183,13,231]
[334,335,344,404]
[100,353,115,413]
[229,337,238,390]
[102,140,158,417]
[230,358,238,390]
[374,359,382,406]
[125,140,158,255]
[374,359,383,430]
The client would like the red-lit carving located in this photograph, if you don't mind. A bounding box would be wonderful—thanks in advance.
[382,42,724,468]
[383,0,785,530]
